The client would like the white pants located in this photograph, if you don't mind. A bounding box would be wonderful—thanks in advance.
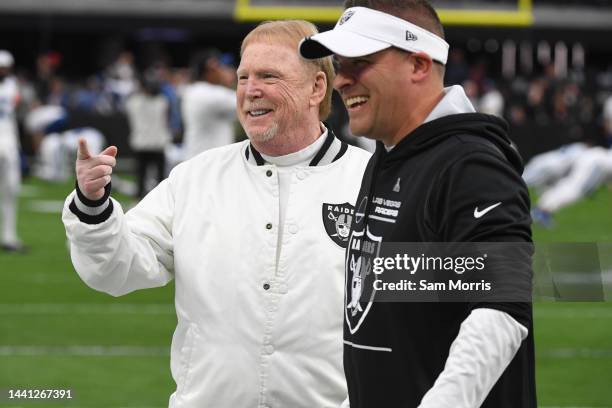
[0,145,21,245]
[523,143,588,189]
[538,147,612,213]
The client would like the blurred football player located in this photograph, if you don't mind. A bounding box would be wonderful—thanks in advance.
[0,50,25,252]
[523,142,589,191]
[181,49,237,160]
[529,98,612,226]
[532,146,612,227]
[25,105,105,182]
[125,70,172,198]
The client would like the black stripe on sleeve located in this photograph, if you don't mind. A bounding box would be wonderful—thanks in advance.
[75,180,112,207]
[69,198,115,225]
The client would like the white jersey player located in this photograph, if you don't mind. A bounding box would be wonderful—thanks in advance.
[0,50,24,251]
[39,127,105,182]
[530,97,612,226]
[531,146,612,228]
[523,142,589,191]
[604,93,612,147]
[181,50,236,160]
[26,105,105,182]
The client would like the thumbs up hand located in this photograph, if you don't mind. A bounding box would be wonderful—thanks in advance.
[76,138,118,201]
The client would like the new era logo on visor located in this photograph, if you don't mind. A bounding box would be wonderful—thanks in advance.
[339,10,355,25]
[406,30,418,41]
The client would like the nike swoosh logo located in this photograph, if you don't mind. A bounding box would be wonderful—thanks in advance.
[474,202,502,219]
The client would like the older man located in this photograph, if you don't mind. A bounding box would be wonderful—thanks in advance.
[63,20,370,407]
[301,1,535,407]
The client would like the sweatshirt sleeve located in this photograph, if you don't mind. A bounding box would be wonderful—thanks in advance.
[62,177,176,297]
[431,149,531,244]
[417,308,528,408]
[428,148,533,326]
[422,147,534,406]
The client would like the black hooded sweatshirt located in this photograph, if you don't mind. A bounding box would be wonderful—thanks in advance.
[344,113,536,407]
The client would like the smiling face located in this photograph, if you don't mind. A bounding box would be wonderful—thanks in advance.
[237,41,322,151]
[333,48,418,145]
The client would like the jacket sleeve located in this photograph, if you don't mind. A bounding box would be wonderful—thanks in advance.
[62,178,175,297]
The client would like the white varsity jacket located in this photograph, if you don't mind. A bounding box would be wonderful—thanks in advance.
[62,133,370,408]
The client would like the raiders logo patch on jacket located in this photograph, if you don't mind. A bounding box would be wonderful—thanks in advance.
[322,202,355,248]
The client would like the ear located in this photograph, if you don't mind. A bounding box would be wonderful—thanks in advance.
[309,71,327,108]
[409,52,433,82]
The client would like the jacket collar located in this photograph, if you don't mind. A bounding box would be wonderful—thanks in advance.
[244,124,348,167]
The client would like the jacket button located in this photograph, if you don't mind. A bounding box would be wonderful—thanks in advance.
[266,170,273,177]
[266,223,272,230]
[263,283,270,290]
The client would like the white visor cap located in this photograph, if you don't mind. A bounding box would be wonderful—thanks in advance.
[300,7,449,65]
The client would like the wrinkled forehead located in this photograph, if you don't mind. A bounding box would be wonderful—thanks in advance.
[239,39,312,72]
[242,39,295,60]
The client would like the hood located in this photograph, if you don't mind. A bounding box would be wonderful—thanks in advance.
[376,112,523,173]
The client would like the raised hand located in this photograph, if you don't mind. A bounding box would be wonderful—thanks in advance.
[75,138,118,201]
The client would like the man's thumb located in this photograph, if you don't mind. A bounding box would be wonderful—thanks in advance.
[77,138,91,160]
[100,145,118,158]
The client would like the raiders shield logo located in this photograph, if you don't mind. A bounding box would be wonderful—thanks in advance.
[345,226,382,334]
[322,202,355,248]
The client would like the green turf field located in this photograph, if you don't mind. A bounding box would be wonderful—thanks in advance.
[1,178,611,407]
